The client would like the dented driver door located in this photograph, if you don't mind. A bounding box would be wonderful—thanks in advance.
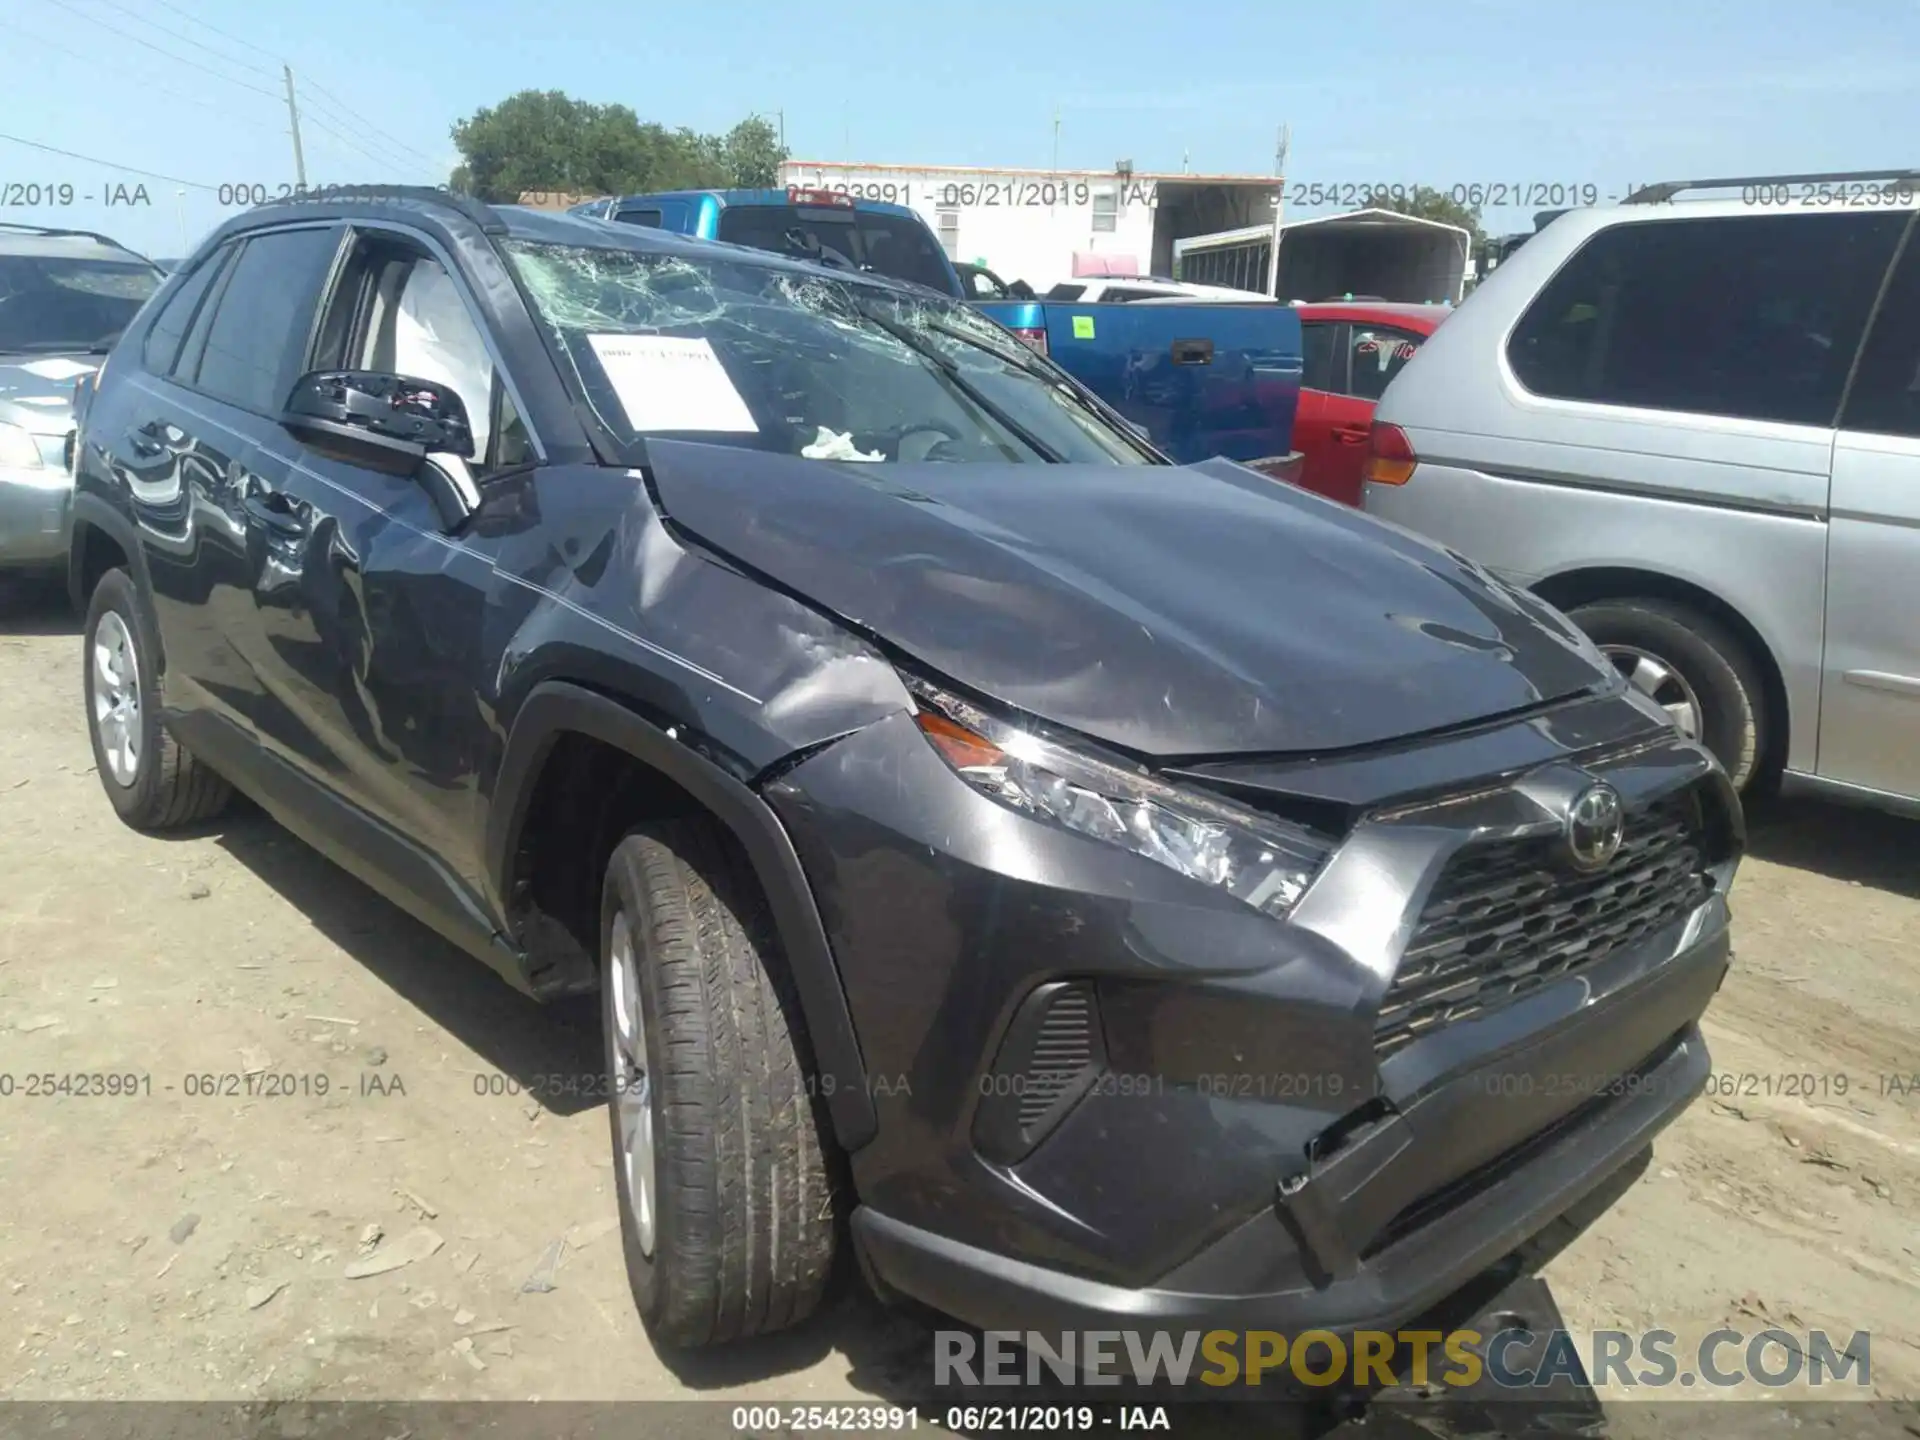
[241,233,517,947]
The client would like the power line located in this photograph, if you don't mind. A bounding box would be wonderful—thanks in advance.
[132,0,446,177]
[0,130,219,191]
[29,0,283,102]
[296,105,441,182]
[299,75,447,174]
[144,0,282,65]
[3,19,257,117]
[72,0,283,84]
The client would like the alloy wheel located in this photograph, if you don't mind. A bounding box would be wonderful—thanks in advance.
[1604,644,1703,741]
[608,909,656,1257]
[92,610,143,787]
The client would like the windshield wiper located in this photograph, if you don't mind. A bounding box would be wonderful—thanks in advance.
[919,316,1161,460]
[860,310,1065,462]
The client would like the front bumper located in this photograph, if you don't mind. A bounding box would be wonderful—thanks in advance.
[852,966,1716,1335]
[0,464,74,568]
[766,694,1737,1330]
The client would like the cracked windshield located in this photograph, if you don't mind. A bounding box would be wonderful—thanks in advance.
[506,241,1151,464]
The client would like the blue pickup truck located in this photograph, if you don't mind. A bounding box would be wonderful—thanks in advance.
[568,188,1302,476]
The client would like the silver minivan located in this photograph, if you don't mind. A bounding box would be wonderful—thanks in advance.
[1366,175,1920,814]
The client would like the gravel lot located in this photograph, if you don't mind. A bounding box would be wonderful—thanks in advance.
[2,582,1917,1428]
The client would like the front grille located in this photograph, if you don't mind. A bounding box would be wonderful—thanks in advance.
[1375,789,1711,1056]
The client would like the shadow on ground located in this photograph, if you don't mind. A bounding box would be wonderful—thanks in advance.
[1745,793,1920,901]
[0,575,79,636]
[187,807,604,1117]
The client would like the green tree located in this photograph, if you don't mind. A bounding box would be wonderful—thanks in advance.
[714,116,786,188]
[449,91,789,202]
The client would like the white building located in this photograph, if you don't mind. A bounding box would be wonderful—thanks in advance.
[1175,208,1473,305]
[777,160,1282,291]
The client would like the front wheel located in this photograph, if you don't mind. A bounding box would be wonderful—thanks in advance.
[1567,597,1768,790]
[83,568,232,829]
[600,816,838,1348]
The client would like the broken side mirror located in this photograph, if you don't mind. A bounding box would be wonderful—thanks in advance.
[280,369,474,474]
[279,369,480,531]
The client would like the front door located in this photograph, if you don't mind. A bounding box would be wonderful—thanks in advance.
[239,227,529,935]
[1819,218,1920,800]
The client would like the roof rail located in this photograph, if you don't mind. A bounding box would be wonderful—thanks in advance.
[256,184,506,234]
[1625,169,1920,204]
[0,220,147,254]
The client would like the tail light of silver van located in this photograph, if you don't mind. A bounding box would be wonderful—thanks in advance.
[1365,421,1417,486]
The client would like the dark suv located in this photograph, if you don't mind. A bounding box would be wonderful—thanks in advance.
[70,188,1740,1350]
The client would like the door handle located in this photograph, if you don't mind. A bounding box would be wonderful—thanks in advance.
[243,492,305,538]
[1170,338,1214,365]
[1332,426,1369,445]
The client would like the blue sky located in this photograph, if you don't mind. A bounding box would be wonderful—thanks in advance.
[7,0,1919,258]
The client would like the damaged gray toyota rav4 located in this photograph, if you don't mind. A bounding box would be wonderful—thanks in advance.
[70,188,1740,1349]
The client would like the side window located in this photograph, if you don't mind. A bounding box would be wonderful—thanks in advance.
[1840,226,1920,439]
[1507,212,1906,427]
[141,245,230,376]
[1045,283,1087,301]
[317,234,503,464]
[1301,321,1341,391]
[615,208,663,228]
[493,386,535,470]
[1348,326,1424,401]
[193,227,342,414]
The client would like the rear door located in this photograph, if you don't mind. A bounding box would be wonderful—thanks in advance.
[1039,302,1302,465]
[103,240,243,718]
[1820,217,1920,798]
[107,226,342,746]
[168,223,347,751]
[1313,321,1429,505]
[1291,318,1345,495]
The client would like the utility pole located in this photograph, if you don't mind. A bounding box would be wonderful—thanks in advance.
[283,65,307,190]
[1265,122,1289,299]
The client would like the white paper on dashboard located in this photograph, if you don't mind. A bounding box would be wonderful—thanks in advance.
[18,358,97,382]
[586,334,758,434]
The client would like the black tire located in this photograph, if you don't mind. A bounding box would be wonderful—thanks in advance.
[1567,597,1768,790]
[83,567,233,829]
[600,816,837,1348]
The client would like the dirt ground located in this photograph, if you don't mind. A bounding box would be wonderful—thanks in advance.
[3,582,1918,1430]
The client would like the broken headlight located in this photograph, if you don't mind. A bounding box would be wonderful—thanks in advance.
[908,679,1330,919]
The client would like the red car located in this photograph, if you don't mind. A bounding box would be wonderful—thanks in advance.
[1290,301,1449,506]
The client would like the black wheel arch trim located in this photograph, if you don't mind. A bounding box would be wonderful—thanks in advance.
[68,492,154,626]
[487,681,878,1150]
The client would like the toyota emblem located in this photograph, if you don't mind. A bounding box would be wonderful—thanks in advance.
[1564,783,1625,872]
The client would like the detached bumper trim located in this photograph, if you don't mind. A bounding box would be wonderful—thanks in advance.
[853,1015,1710,1336]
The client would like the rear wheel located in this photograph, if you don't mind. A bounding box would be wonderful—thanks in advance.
[600,816,837,1347]
[1567,597,1768,790]
[83,568,232,829]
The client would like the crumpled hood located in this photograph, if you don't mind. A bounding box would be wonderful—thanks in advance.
[647,440,1614,758]
[0,354,94,436]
